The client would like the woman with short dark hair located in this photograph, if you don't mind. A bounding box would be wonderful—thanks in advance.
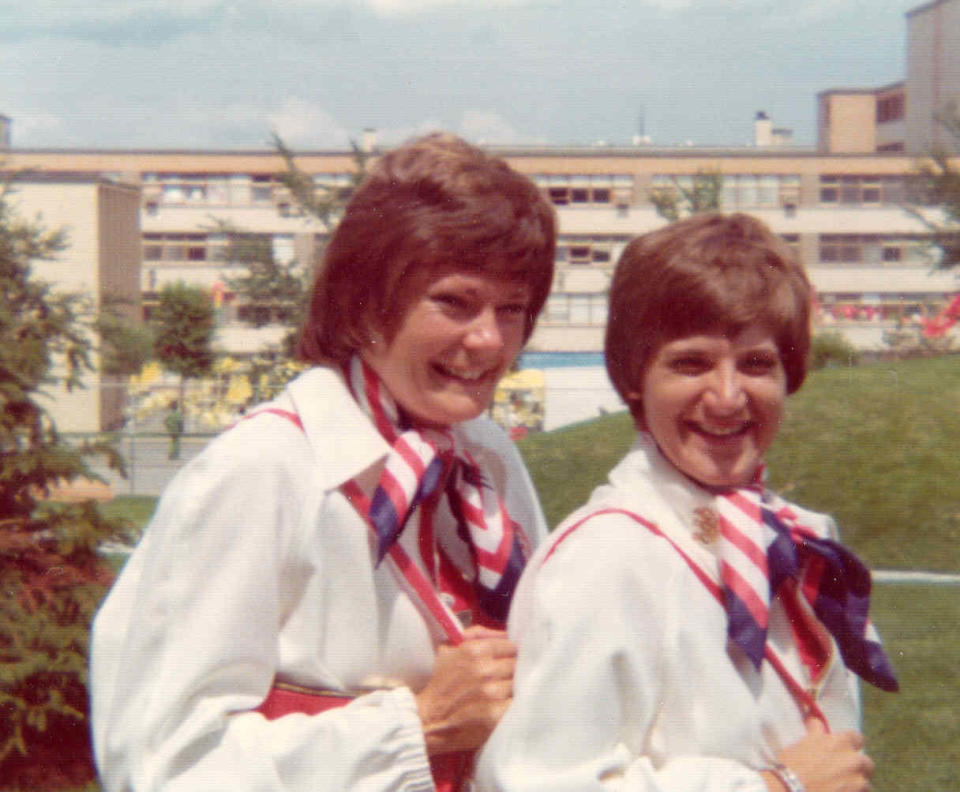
[91,133,556,792]
[476,213,897,792]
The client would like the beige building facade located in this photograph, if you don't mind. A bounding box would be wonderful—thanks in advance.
[906,0,960,153]
[8,175,141,432]
[8,143,957,356]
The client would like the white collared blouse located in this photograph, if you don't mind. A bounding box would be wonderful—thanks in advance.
[474,434,861,792]
[90,366,547,792]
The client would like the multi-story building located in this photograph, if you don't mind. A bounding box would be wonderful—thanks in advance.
[6,134,958,355]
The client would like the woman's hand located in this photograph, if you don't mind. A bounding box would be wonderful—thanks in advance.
[415,625,517,756]
[763,718,875,792]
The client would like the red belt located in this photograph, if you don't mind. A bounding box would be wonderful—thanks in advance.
[255,683,473,792]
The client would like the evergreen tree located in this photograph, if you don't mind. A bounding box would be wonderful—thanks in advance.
[0,182,127,789]
[221,229,306,330]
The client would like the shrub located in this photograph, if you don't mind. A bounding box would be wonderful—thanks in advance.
[810,331,861,370]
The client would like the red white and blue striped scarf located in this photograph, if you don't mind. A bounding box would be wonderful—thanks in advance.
[716,477,898,692]
[344,356,529,623]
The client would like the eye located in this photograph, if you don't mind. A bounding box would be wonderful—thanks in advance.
[497,302,528,321]
[740,352,780,375]
[432,291,470,312]
[669,355,711,375]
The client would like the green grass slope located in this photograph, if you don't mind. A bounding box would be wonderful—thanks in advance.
[519,355,960,572]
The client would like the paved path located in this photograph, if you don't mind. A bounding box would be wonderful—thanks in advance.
[873,570,960,584]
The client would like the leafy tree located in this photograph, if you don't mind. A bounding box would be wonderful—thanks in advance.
[0,182,127,789]
[96,298,154,377]
[649,169,724,221]
[151,282,215,401]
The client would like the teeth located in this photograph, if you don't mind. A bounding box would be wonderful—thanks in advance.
[439,365,487,381]
[698,424,746,437]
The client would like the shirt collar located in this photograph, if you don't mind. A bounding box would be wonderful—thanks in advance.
[285,366,393,492]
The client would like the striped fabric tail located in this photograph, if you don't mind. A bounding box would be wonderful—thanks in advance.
[716,489,779,668]
[447,457,528,622]
[766,505,899,692]
[347,357,452,563]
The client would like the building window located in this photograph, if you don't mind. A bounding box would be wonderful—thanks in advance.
[818,175,905,206]
[876,94,905,123]
[543,293,609,325]
[536,174,633,206]
[555,236,625,266]
[819,234,929,266]
[655,173,800,210]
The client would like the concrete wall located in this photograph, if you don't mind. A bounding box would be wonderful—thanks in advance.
[818,93,877,154]
[906,0,960,153]
[9,178,141,432]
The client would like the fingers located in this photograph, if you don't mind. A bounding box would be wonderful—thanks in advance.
[417,630,519,756]
[451,627,517,659]
[804,716,827,736]
[779,725,874,792]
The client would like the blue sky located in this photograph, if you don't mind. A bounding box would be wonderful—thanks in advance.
[0,0,920,150]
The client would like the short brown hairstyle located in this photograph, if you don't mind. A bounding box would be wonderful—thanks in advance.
[605,212,812,422]
[297,133,556,365]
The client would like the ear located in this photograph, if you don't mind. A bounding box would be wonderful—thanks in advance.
[625,392,646,431]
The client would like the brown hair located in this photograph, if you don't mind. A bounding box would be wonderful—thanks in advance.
[297,133,556,364]
[605,212,812,422]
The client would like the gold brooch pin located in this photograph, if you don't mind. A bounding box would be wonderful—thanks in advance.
[693,507,721,544]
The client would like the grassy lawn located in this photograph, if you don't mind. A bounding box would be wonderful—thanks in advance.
[516,355,960,790]
[98,495,158,530]
[519,355,960,571]
[863,585,960,791]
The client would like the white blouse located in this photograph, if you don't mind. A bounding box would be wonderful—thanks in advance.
[90,366,547,792]
[474,434,861,792]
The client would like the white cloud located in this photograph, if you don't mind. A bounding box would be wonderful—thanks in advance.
[265,98,350,147]
[365,0,527,16]
[3,0,223,21]
[457,109,545,146]
[4,110,75,147]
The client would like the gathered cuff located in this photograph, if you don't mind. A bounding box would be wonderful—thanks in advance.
[374,686,435,792]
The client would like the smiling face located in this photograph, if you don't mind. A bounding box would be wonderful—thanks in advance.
[634,327,787,488]
[361,269,530,429]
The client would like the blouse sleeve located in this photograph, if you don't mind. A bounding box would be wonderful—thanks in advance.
[473,512,769,792]
[90,423,434,792]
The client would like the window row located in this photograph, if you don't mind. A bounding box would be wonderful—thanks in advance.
[556,236,628,265]
[142,232,297,264]
[818,235,930,266]
[543,293,609,325]
[532,174,634,206]
[649,174,800,210]
[818,175,910,206]
[142,173,280,208]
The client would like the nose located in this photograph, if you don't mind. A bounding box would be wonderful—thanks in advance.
[703,363,747,414]
[464,305,504,351]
